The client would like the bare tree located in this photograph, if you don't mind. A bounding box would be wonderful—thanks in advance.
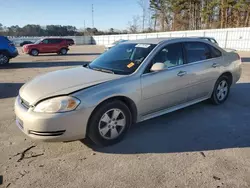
[128,15,140,33]
[138,0,148,32]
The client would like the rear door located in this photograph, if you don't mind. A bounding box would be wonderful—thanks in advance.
[48,39,63,52]
[183,42,222,101]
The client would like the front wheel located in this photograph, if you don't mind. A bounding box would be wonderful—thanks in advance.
[210,76,230,105]
[30,49,39,56]
[0,53,9,66]
[88,101,132,146]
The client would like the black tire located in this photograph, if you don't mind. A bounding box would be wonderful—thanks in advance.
[59,48,68,55]
[88,100,132,146]
[30,49,39,56]
[0,53,10,66]
[210,75,231,105]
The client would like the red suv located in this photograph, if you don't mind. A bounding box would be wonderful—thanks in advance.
[22,38,70,56]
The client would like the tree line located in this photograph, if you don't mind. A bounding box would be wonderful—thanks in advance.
[0,24,79,36]
[0,24,130,36]
[148,0,250,31]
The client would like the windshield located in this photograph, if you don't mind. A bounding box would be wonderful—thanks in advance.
[34,39,42,44]
[89,43,156,75]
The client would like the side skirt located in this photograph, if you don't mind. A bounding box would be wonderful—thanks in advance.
[139,97,209,122]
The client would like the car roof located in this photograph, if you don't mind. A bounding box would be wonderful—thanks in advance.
[124,37,215,45]
[197,36,215,39]
[43,38,66,40]
[125,38,174,44]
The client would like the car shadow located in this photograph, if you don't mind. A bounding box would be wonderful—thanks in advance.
[82,83,250,154]
[241,57,250,63]
[0,83,24,99]
[38,53,101,57]
[1,61,90,69]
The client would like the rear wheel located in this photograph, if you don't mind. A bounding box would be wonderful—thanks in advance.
[0,53,10,66]
[59,48,68,55]
[88,101,132,146]
[210,76,230,105]
[30,49,39,56]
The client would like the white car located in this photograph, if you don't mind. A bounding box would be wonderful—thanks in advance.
[105,40,128,50]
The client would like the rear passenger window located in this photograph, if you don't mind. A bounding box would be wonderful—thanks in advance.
[209,46,222,58]
[55,39,62,43]
[48,39,62,44]
[184,42,212,63]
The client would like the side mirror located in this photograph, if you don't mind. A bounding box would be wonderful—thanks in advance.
[150,62,165,72]
[82,62,88,67]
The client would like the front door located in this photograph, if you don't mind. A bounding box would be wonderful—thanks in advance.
[39,39,50,53]
[140,43,190,116]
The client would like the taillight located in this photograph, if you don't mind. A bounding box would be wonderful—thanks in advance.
[236,53,240,60]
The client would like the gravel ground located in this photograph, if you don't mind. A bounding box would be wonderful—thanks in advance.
[0,46,250,188]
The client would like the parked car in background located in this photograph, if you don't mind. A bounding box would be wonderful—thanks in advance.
[198,37,218,45]
[65,38,75,46]
[15,37,241,146]
[0,36,18,66]
[22,38,70,56]
[105,39,128,50]
[20,41,33,47]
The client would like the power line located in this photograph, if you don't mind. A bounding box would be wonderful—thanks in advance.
[92,4,94,28]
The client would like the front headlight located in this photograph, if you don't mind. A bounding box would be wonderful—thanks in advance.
[33,96,80,113]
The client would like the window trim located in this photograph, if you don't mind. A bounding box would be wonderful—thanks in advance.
[143,42,186,74]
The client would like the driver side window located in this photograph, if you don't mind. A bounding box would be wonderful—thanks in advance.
[152,43,184,69]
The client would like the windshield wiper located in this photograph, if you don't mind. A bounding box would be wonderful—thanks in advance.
[91,67,114,74]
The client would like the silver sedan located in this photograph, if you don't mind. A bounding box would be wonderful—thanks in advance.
[14,38,242,146]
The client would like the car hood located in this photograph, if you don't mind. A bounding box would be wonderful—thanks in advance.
[23,44,37,48]
[19,67,123,105]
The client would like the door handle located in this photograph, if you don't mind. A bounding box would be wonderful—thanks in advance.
[177,71,187,77]
[212,63,218,68]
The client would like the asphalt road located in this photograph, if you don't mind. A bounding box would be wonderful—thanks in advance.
[0,46,250,188]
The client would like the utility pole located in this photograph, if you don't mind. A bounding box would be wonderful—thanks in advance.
[92,4,94,28]
[84,20,86,30]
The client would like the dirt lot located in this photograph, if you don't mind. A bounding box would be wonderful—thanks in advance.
[0,46,250,188]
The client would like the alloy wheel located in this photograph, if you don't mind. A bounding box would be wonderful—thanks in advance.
[0,54,8,65]
[98,108,126,140]
[216,80,228,101]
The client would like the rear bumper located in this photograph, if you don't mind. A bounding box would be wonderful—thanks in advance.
[232,61,242,84]
[14,96,94,142]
